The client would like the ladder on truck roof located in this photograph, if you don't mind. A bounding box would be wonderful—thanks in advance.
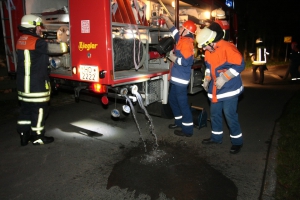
[0,0,17,74]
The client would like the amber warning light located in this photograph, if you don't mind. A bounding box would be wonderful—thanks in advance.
[91,83,107,93]
[72,66,77,74]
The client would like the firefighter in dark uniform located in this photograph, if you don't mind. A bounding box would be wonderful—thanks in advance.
[16,14,54,146]
[250,38,269,85]
[161,15,197,137]
[289,42,300,81]
[211,8,230,41]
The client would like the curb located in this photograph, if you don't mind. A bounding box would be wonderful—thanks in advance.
[261,122,280,199]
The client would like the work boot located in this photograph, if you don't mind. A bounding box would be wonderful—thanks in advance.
[168,124,181,129]
[31,135,54,145]
[19,131,31,146]
[230,145,243,154]
[202,138,222,144]
[174,130,193,137]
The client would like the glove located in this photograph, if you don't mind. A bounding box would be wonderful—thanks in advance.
[215,70,235,89]
[167,51,177,63]
[202,79,210,92]
[202,71,211,92]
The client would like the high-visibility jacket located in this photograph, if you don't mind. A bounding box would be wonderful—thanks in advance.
[169,26,194,86]
[16,32,50,103]
[250,42,269,65]
[204,39,245,103]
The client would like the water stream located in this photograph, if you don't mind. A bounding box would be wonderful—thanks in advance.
[123,90,159,152]
[134,92,159,151]
[124,95,147,152]
[108,92,238,199]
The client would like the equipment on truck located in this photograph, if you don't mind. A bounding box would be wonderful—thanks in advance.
[1,0,237,118]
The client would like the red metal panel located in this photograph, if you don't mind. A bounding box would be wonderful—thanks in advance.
[115,0,132,24]
[122,0,137,24]
[112,2,124,23]
[67,0,113,84]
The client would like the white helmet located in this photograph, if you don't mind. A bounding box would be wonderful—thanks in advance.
[256,38,263,43]
[21,14,43,28]
[196,27,217,48]
[211,8,226,19]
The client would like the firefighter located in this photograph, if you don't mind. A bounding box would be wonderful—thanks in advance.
[211,8,230,41]
[250,38,269,85]
[196,27,245,154]
[16,14,54,146]
[161,15,197,137]
[288,42,300,81]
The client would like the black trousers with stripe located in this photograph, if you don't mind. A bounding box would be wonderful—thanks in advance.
[252,65,266,84]
[17,101,49,136]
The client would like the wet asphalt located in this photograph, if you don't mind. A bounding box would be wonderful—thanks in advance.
[0,65,300,200]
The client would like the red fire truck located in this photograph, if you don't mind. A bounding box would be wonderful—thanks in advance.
[1,0,237,117]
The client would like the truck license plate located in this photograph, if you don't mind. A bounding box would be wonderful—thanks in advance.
[79,65,99,82]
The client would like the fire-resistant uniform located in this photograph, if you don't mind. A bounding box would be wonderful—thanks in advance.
[168,26,194,135]
[211,8,230,41]
[16,28,50,138]
[289,42,300,81]
[250,39,269,84]
[215,19,230,41]
[204,39,245,145]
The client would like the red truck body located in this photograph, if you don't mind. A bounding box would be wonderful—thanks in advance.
[1,0,236,116]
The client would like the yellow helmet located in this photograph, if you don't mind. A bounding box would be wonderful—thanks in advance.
[21,14,43,28]
[196,27,217,48]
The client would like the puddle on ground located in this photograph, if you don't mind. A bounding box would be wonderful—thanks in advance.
[107,141,237,200]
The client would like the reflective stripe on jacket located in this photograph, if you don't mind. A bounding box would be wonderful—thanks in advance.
[170,26,194,86]
[16,34,50,103]
[205,40,245,103]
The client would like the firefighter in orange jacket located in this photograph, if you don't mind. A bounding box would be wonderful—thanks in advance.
[196,27,245,154]
[16,14,54,146]
[161,15,197,137]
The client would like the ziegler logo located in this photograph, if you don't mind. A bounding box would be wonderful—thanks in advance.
[78,42,98,51]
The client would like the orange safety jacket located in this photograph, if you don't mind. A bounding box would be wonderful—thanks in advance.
[204,40,245,103]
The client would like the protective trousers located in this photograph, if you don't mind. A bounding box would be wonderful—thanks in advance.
[210,96,243,145]
[17,102,49,136]
[252,65,265,84]
[168,83,193,135]
[289,63,300,79]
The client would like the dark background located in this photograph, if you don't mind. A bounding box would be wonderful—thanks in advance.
[234,0,300,61]
[1,0,299,61]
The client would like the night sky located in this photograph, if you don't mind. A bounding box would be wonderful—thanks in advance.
[1,0,299,60]
[234,0,300,58]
